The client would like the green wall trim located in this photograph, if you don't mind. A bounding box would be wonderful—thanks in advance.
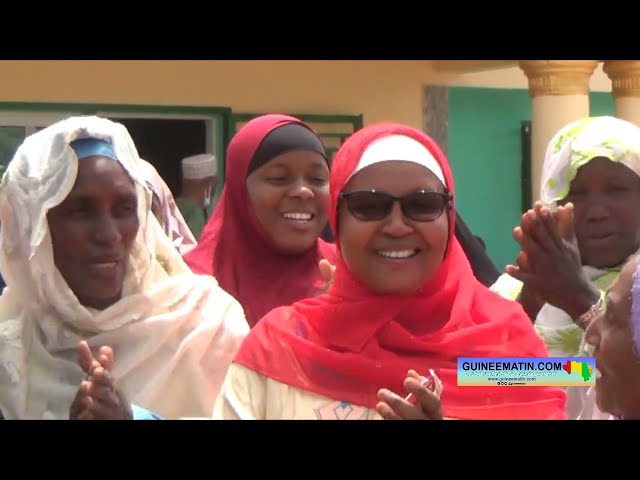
[0,102,231,116]
[232,112,363,127]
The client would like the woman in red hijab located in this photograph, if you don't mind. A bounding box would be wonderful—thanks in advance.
[213,121,567,420]
[183,115,337,327]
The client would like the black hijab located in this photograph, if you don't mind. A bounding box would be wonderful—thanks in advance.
[454,212,501,287]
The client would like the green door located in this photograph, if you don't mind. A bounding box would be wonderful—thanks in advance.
[448,87,616,271]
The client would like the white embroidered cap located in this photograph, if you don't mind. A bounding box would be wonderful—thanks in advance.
[181,154,217,180]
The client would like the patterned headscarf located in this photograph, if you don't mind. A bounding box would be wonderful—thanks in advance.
[140,160,198,255]
[540,116,640,207]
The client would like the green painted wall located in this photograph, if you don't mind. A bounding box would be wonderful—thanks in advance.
[447,87,615,271]
[589,92,615,116]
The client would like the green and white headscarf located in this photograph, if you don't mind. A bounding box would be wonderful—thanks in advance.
[540,116,640,208]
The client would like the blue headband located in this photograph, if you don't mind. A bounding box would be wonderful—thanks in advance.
[70,137,117,161]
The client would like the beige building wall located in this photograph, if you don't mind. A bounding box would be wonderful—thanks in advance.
[0,60,614,129]
[0,60,432,127]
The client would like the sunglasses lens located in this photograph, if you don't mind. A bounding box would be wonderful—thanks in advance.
[403,192,448,221]
[346,192,392,221]
[343,191,450,222]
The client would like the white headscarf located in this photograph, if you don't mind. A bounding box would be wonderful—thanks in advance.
[0,116,249,420]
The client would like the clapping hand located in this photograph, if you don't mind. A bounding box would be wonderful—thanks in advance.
[69,340,132,420]
[506,202,599,322]
[376,369,444,420]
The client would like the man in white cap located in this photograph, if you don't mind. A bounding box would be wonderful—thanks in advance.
[176,153,217,240]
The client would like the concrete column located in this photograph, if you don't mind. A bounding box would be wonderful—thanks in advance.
[519,60,599,202]
[603,60,640,125]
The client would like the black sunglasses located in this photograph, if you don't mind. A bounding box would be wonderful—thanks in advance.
[340,189,453,222]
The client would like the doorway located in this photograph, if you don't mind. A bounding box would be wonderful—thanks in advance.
[110,118,207,197]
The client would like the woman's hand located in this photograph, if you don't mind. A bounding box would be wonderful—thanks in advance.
[506,202,600,322]
[318,259,336,294]
[376,369,444,420]
[70,341,132,420]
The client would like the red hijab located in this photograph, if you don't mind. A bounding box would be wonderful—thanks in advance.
[183,114,336,327]
[234,121,567,420]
